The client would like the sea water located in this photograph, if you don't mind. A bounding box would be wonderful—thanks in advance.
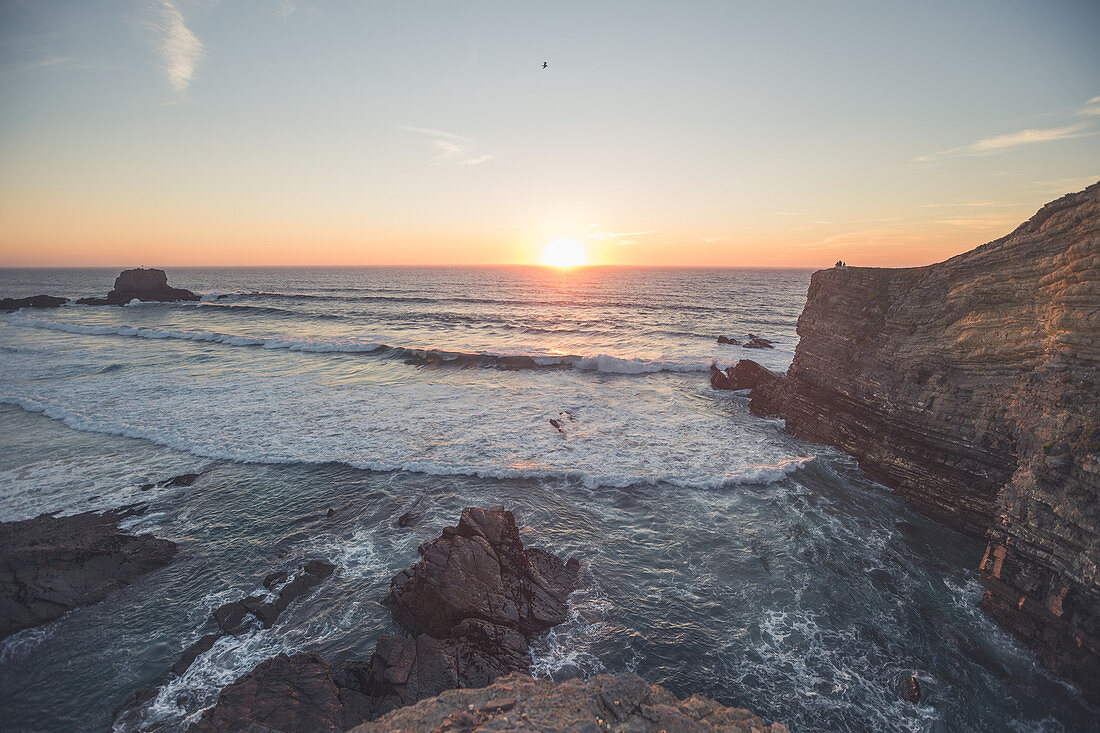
[0,267,1093,732]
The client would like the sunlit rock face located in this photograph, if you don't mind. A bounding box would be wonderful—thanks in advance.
[749,182,1100,700]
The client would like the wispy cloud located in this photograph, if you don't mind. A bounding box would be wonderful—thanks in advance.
[143,0,204,95]
[915,96,1100,162]
[914,123,1089,161]
[0,55,69,81]
[585,230,657,240]
[1078,96,1100,117]
[264,0,317,20]
[400,126,493,166]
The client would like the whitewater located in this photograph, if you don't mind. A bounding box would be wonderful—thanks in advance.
[0,267,1093,732]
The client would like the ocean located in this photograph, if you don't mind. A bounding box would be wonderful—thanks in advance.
[0,267,1093,732]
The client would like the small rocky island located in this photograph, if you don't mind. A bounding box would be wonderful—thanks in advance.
[77,267,199,305]
[726,181,1099,701]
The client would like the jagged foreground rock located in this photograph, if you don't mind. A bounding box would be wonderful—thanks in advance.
[746,181,1100,699]
[351,672,789,733]
[188,508,582,731]
[0,507,177,639]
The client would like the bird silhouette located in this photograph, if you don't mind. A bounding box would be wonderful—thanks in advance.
[542,61,548,69]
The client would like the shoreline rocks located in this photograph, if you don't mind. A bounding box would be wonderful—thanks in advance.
[0,507,177,640]
[745,181,1100,700]
[711,360,781,392]
[77,268,198,306]
[186,507,581,731]
[351,672,790,733]
[368,506,580,716]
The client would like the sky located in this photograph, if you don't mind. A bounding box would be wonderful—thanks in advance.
[0,0,1098,268]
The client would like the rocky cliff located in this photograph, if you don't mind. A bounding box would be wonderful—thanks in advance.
[77,268,198,305]
[749,182,1100,700]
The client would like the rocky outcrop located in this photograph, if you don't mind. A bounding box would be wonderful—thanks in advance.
[368,507,580,715]
[114,559,337,724]
[712,360,781,391]
[0,508,177,639]
[189,652,373,733]
[186,508,581,731]
[747,182,1100,700]
[351,672,790,733]
[0,295,68,311]
[77,268,198,305]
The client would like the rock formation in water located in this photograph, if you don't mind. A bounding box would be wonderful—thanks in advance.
[0,295,68,311]
[351,672,790,733]
[0,507,177,640]
[77,268,198,305]
[187,508,581,731]
[189,652,374,733]
[745,182,1100,700]
[368,506,580,716]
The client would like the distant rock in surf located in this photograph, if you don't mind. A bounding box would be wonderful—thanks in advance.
[743,334,775,349]
[77,268,199,306]
[0,507,176,640]
[717,334,740,344]
[0,294,68,311]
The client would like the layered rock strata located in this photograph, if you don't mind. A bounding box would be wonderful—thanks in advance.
[746,182,1100,700]
[0,507,177,639]
[351,672,790,733]
[77,268,198,305]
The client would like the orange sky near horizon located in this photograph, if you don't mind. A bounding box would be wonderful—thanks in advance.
[1,3,1097,270]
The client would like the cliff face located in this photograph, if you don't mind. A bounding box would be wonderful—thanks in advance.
[750,182,1100,700]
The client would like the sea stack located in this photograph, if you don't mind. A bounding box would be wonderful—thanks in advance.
[77,268,199,305]
[746,181,1100,700]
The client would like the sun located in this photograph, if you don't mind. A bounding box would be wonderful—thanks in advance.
[540,238,588,268]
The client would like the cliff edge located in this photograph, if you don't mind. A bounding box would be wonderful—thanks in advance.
[749,182,1100,700]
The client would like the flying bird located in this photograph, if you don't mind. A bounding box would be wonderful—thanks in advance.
[542,61,548,69]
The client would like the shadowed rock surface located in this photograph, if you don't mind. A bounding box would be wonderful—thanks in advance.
[383,507,579,640]
[0,295,68,311]
[114,560,337,727]
[189,652,373,733]
[369,507,580,715]
[711,360,780,392]
[747,182,1100,700]
[0,508,177,640]
[186,508,582,731]
[76,268,198,305]
[351,672,790,733]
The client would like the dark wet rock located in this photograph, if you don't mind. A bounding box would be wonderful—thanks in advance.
[170,633,222,677]
[164,472,200,487]
[0,508,176,640]
[748,181,1100,701]
[140,471,202,491]
[743,334,775,349]
[549,418,565,433]
[76,268,198,305]
[216,293,229,300]
[214,560,335,634]
[366,620,529,716]
[729,359,780,391]
[710,364,734,390]
[901,675,922,703]
[189,652,373,733]
[717,334,740,345]
[264,570,289,589]
[327,507,336,518]
[351,672,790,733]
[366,507,580,714]
[382,507,578,639]
[397,511,416,528]
[0,294,68,311]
